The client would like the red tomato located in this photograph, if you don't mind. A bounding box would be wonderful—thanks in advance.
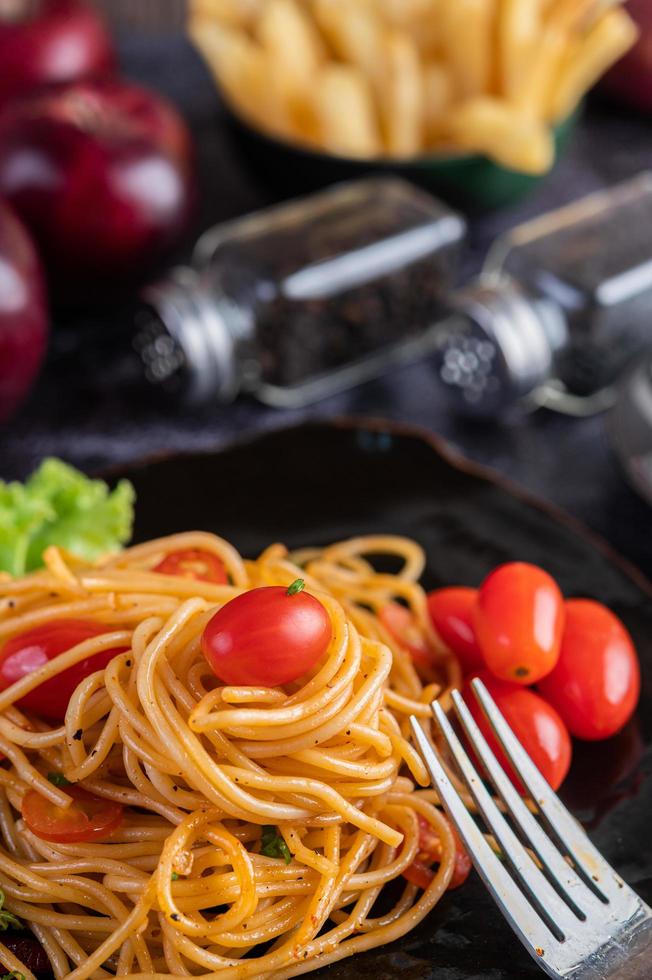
[538,600,640,741]
[379,602,434,672]
[154,548,228,584]
[201,580,332,687]
[474,562,565,685]
[427,587,482,673]
[464,672,572,793]
[22,785,123,843]
[403,815,471,891]
[0,620,127,723]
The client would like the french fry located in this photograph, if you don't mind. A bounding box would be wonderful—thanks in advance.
[314,65,382,158]
[256,0,326,142]
[548,7,638,120]
[189,0,264,30]
[189,21,292,138]
[499,0,542,100]
[441,0,494,99]
[312,0,385,84]
[257,0,325,86]
[443,97,555,174]
[378,0,443,51]
[423,63,454,146]
[379,30,424,157]
[513,23,568,115]
[546,0,600,33]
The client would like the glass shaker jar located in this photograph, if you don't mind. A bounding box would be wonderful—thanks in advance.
[434,172,652,415]
[137,178,466,407]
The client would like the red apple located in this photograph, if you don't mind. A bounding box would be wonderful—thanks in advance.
[602,0,652,112]
[0,79,197,301]
[0,0,115,107]
[0,199,48,423]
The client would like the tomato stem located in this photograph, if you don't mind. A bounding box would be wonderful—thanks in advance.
[286,579,305,596]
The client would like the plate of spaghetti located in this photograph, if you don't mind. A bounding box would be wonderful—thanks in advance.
[0,419,650,980]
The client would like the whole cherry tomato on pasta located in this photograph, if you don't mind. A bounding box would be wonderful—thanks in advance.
[22,785,123,843]
[201,579,332,687]
[538,599,640,741]
[0,620,127,722]
[463,672,572,793]
[474,562,565,684]
[154,548,227,584]
[427,587,482,673]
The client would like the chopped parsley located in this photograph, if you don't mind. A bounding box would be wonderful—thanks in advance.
[0,888,21,931]
[260,826,292,864]
[47,772,70,787]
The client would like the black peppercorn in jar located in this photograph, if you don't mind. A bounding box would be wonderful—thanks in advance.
[139,178,466,407]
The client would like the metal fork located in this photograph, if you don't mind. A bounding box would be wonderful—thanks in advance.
[409,678,652,979]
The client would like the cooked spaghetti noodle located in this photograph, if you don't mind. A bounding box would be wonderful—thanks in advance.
[0,533,463,979]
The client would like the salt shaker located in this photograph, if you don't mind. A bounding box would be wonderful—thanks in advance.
[435,172,652,415]
[136,178,466,407]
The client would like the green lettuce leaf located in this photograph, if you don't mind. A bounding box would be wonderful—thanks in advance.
[0,458,135,576]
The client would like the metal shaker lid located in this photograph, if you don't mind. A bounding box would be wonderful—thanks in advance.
[140,267,240,405]
[433,277,567,415]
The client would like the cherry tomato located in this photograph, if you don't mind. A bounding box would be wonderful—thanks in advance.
[402,815,471,891]
[464,672,572,793]
[538,599,640,741]
[201,580,332,687]
[379,602,435,672]
[0,620,127,723]
[22,785,123,843]
[427,587,483,673]
[474,562,565,685]
[154,548,228,584]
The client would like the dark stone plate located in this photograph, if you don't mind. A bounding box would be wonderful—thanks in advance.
[108,418,652,980]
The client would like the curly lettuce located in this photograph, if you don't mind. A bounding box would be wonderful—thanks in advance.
[0,458,135,577]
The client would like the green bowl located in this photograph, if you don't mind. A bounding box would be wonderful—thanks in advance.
[224,106,579,212]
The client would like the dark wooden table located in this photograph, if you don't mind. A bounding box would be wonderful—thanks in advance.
[2,32,651,578]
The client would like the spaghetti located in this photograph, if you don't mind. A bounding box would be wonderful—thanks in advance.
[0,532,463,979]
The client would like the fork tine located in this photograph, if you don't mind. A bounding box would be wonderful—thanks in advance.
[409,717,564,973]
[429,701,578,939]
[450,689,605,920]
[470,678,628,903]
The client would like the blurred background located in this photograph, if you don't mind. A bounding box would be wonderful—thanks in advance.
[1,0,651,574]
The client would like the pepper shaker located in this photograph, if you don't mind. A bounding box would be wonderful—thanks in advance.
[137,177,466,407]
[434,172,652,415]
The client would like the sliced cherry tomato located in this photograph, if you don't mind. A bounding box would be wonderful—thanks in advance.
[464,672,572,793]
[153,548,227,584]
[402,815,471,891]
[0,620,127,723]
[427,587,483,673]
[474,562,565,684]
[22,785,123,843]
[379,602,434,672]
[538,599,640,741]
[201,579,332,687]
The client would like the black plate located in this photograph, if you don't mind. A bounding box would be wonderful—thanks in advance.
[108,418,652,980]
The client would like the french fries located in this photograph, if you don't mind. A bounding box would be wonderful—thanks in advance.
[189,0,638,175]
